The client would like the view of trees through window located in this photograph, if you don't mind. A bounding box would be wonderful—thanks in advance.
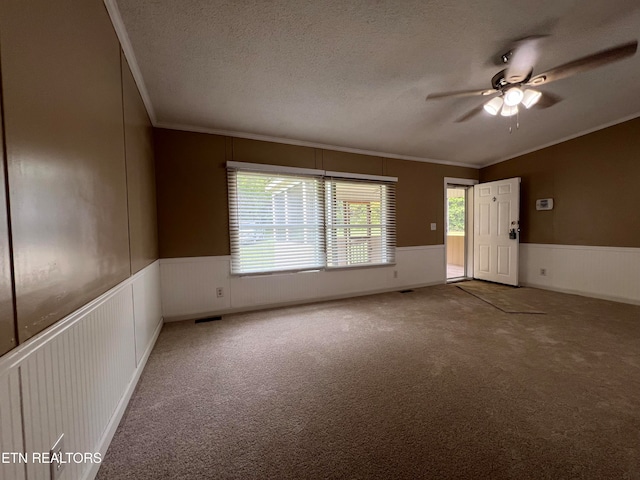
[229,170,396,274]
[448,197,465,233]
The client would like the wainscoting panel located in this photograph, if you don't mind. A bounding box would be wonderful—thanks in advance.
[520,244,640,304]
[0,260,162,480]
[20,286,135,480]
[161,246,446,320]
[160,256,231,318]
[132,262,163,365]
[0,370,25,480]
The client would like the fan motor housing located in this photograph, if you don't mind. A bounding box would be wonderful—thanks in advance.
[491,69,532,90]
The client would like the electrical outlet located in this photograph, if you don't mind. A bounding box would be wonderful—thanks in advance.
[393,270,398,279]
[216,287,224,298]
[50,433,65,480]
[430,223,437,231]
[540,268,547,276]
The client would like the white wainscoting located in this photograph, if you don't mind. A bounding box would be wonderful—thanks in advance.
[0,260,162,480]
[520,243,640,304]
[160,245,446,321]
[0,370,25,480]
[132,261,162,365]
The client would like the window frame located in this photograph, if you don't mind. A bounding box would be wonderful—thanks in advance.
[227,162,397,276]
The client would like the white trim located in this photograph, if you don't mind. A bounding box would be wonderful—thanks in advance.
[520,282,640,306]
[159,255,232,264]
[99,4,640,172]
[481,112,640,168]
[103,0,157,124]
[159,246,447,318]
[163,281,443,322]
[227,161,324,176]
[0,260,160,376]
[85,319,163,480]
[396,244,445,251]
[158,248,442,263]
[444,177,478,186]
[443,178,478,281]
[156,122,481,169]
[519,243,640,305]
[325,171,397,183]
[523,242,640,253]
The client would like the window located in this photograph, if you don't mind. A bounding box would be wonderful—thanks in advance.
[326,178,395,268]
[228,163,396,275]
[228,169,325,274]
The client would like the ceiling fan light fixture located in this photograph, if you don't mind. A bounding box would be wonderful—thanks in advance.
[503,87,524,106]
[483,96,504,115]
[521,89,542,108]
[500,104,518,117]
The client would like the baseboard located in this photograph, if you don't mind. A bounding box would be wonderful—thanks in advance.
[519,243,640,305]
[160,246,446,320]
[87,318,163,480]
[521,282,640,306]
[163,281,443,322]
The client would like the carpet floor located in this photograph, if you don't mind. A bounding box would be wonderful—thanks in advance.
[97,284,640,480]
[456,281,546,314]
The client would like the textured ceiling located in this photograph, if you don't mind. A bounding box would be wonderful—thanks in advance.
[115,0,640,167]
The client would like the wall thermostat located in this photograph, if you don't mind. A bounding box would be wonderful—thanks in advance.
[536,198,553,211]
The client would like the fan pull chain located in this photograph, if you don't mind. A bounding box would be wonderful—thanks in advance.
[508,109,520,134]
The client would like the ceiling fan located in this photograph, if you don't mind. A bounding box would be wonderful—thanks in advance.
[426,38,638,123]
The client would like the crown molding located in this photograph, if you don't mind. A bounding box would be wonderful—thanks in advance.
[481,111,640,168]
[104,0,157,124]
[154,122,481,169]
[105,1,638,171]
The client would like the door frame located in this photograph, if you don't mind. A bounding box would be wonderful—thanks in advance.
[443,177,478,282]
[473,177,521,286]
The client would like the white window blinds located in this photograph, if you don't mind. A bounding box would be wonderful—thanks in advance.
[228,168,325,275]
[227,163,396,275]
[325,178,396,268]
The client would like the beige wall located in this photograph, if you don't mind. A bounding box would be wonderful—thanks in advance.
[0,94,15,356]
[0,0,158,349]
[154,128,479,257]
[122,54,159,274]
[480,117,640,248]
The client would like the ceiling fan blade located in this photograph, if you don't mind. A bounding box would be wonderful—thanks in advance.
[505,36,545,83]
[455,104,486,123]
[426,89,495,100]
[533,91,563,109]
[527,40,638,86]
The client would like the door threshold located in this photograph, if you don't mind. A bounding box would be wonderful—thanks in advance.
[447,277,470,284]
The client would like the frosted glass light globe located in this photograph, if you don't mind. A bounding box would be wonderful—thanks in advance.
[504,87,524,107]
[522,89,542,108]
[483,96,504,115]
[500,104,518,117]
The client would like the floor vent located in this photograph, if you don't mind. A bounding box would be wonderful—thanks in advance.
[399,289,414,294]
[195,316,222,324]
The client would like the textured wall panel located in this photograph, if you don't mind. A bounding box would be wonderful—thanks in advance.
[154,129,229,258]
[122,52,159,274]
[132,261,163,365]
[0,89,16,356]
[20,286,135,480]
[480,118,640,248]
[0,0,130,342]
[160,246,445,320]
[0,370,25,480]
[520,244,640,304]
[153,129,479,259]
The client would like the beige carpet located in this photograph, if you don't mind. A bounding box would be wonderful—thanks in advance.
[98,285,640,480]
[456,280,546,314]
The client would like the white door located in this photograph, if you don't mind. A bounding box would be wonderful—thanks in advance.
[473,177,520,286]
